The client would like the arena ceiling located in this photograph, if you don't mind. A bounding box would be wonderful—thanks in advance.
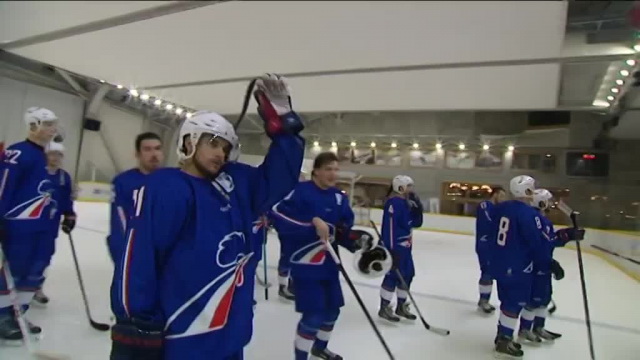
[0,1,637,116]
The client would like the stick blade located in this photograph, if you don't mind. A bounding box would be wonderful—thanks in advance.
[427,325,451,336]
[90,321,111,331]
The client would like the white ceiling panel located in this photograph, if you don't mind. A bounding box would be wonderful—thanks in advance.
[158,64,561,114]
[9,1,567,88]
[0,1,169,43]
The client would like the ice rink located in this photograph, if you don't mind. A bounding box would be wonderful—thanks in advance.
[2,202,639,360]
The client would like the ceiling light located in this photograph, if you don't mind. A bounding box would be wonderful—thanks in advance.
[370,142,376,148]
[313,141,319,147]
[458,143,466,150]
[140,93,150,100]
[627,59,636,66]
[616,79,624,86]
[186,112,193,118]
[607,95,614,101]
[350,141,356,147]
[116,84,123,89]
[391,142,397,148]
[620,69,630,76]
[331,141,337,147]
[154,99,162,106]
[611,88,620,93]
[435,143,442,150]
[165,104,174,110]
[482,144,490,150]
[508,145,515,152]
[412,142,419,149]
[129,89,139,97]
[175,108,183,115]
[99,79,105,83]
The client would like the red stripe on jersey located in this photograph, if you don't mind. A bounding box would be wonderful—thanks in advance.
[310,249,326,264]
[209,266,243,329]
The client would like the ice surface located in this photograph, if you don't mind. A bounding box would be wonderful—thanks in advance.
[2,202,639,359]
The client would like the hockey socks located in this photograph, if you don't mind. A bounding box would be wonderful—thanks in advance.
[519,308,535,332]
[478,281,492,301]
[313,320,335,351]
[533,307,547,329]
[294,321,317,360]
[497,309,519,338]
[379,286,394,308]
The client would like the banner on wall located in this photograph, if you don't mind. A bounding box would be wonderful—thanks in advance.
[476,150,503,170]
[351,148,376,165]
[445,150,476,169]
[409,149,438,167]
[375,149,402,166]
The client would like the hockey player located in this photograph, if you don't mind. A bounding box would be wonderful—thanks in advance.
[271,172,307,301]
[32,142,76,306]
[378,175,423,323]
[271,151,372,360]
[0,107,59,341]
[475,186,506,314]
[107,132,163,264]
[518,188,584,344]
[109,74,305,360]
[488,175,547,358]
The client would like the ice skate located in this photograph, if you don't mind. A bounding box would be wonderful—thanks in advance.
[494,335,524,359]
[518,329,542,346]
[395,302,417,320]
[278,285,295,301]
[477,299,496,314]
[31,289,49,307]
[310,347,343,360]
[534,327,561,340]
[0,315,22,346]
[378,305,400,323]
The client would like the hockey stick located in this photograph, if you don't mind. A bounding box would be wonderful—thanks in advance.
[548,298,557,315]
[67,234,110,331]
[324,243,396,360]
[0,248,71,359]
[556,201,596,360]
[369,221,451,336]
[255,272,273,288]
[262,224,269,300]
[233,78,258,130]
[590,244,640,265]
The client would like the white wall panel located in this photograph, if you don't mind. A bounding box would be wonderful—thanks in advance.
[159,64,562,114]
[0,76,84,177]
[10,1,567,88]
[76,105,144,181]
[0,1,168,43]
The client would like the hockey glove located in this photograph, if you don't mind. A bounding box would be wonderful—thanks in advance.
[61,213,76,234]
[555,227,585,247]
[254,74,304,137]
[338,227,375,252]
[357,246,392,276]
[550,259,565,280]
[110,318,164,360]
[407,192,423,213]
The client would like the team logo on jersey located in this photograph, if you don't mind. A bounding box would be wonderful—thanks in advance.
[479,235,488,242]
[216,232,247,268]
[4,180,55,220]
[289,224,336,265]
[214,172,235,193]
[164,252,254,339]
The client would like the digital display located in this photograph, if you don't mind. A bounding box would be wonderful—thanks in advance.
[566,152,609,177]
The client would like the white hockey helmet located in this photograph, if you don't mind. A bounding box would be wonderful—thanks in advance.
[509,175,535,198]
[392,175,414,194]
[47,141,65,154]
[177,111,240,162]
[533,189,553,210]
[352,246,393,279]
[24,107,58,128]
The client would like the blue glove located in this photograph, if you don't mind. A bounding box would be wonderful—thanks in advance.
[254,74,304,137]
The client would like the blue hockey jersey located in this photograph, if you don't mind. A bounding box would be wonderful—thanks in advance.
[534,214,560,275]
[108,169,149,261]
[381,196,423,254]
[488,200,547,280]
[270,181,355,280]
[0,140,55,234]
[111,134,304,360]
[475,200,495,257]
[45,168,74,232]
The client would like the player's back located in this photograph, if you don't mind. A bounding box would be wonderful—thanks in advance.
[488,200,538,279]
[381,196,414,252]
[1,140,53,233]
